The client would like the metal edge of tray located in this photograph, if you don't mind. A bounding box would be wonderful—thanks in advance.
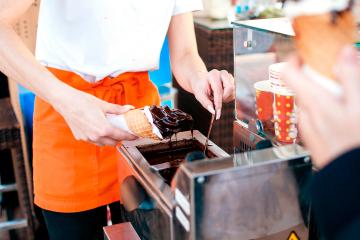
[180,144,310,180]
[118,130,230,211]
[118,144,173,214]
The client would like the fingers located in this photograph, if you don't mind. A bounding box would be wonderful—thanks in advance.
[103,102,135,115]
[106,127,138,142]
[69,125,85,142]
[298,110,322,167]
[84,123,137,146]
[283,56,315,109]
[220,70,235,103]
[298,110,317,149]
[93,138,119,147]
[195,92,216,115]
[283,55,339,116]
[193,69,235,118]
[334,45,360,104]
[90,129,137,146]
[283,56,317,116]
[208,70,224,120]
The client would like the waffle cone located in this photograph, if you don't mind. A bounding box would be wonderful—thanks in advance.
[293,11,356,81]
[123,109,160,140]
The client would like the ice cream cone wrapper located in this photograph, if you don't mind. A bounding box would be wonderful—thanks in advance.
[293,11,356,94]
[107,108,162,141]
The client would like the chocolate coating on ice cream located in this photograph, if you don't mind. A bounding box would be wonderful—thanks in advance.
[149,105,194,139]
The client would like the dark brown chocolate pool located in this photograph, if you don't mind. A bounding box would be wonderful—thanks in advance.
[137,139,216,184]
[149,105,194,139]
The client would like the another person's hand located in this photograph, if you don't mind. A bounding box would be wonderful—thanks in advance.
[283,46,360,169]
[52,89,138,146]
[191,69,235,120]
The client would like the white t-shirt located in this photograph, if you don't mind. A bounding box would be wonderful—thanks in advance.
[35,0,203,82]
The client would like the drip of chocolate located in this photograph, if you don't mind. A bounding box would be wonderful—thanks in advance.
[149,105,194,139]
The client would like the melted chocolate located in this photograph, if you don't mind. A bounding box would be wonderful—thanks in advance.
[149,105,194,139]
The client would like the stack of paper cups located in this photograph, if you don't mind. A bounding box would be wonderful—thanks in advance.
[270,63,298,144]
[269,62,287,89]
[273,89,298,143]
[252,62,299,144]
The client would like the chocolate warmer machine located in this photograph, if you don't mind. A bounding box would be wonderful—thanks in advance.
[118,133,312,239]
[117,19,313,240]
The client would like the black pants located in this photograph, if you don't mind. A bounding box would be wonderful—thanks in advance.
[42,202,128,240]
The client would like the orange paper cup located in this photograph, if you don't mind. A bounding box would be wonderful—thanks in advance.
[254,81,274,127]
[273,88,298,144]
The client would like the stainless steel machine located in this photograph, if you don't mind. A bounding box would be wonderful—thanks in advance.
[118,131,230,240]
[117,18,314,240]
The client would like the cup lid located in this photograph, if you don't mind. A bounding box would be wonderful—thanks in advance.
[254,80,272,92]
[272,85,295,96]
[269,62,288,85]
[269,62,287,74]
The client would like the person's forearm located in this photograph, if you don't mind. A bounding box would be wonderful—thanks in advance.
[0,22,72,105]
[168,13,234,118]
[171,51,207,93]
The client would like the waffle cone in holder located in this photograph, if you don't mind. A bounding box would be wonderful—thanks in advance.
[293,11,356,81]
[123,109,160,140]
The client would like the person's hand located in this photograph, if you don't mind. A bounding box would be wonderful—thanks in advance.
[191,69,235,120]
[283,46,360,169]
[52,88,138,146]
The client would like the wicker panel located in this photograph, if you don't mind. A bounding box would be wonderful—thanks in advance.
[195,25,234,74]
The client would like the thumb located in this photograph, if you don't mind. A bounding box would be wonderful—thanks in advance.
[334,45,360,103]
[195,92,215,115]
[103,103,135,115]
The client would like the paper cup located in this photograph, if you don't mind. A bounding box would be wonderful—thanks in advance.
[254,80,274,129]
[273,87,298,144]
[269,62,287,89]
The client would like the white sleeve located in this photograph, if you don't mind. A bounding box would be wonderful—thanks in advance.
[172,0,203,16]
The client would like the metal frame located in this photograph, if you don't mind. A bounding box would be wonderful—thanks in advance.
[118,130,230,211]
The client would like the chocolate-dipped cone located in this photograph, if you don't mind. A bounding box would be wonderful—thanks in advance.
[293,10,356,81]
[123,109,160,140]
[149,105,194,139]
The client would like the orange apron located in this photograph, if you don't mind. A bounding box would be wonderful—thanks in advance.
[33,67,160,213]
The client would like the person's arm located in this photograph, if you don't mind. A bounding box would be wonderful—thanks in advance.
[0,0,137,146]
[167,13,235,120]
[283,46,360,239]
[0,0,65,100]
[310,148,360,240]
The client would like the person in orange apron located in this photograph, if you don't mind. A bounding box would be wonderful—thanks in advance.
[1,0,235,239]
